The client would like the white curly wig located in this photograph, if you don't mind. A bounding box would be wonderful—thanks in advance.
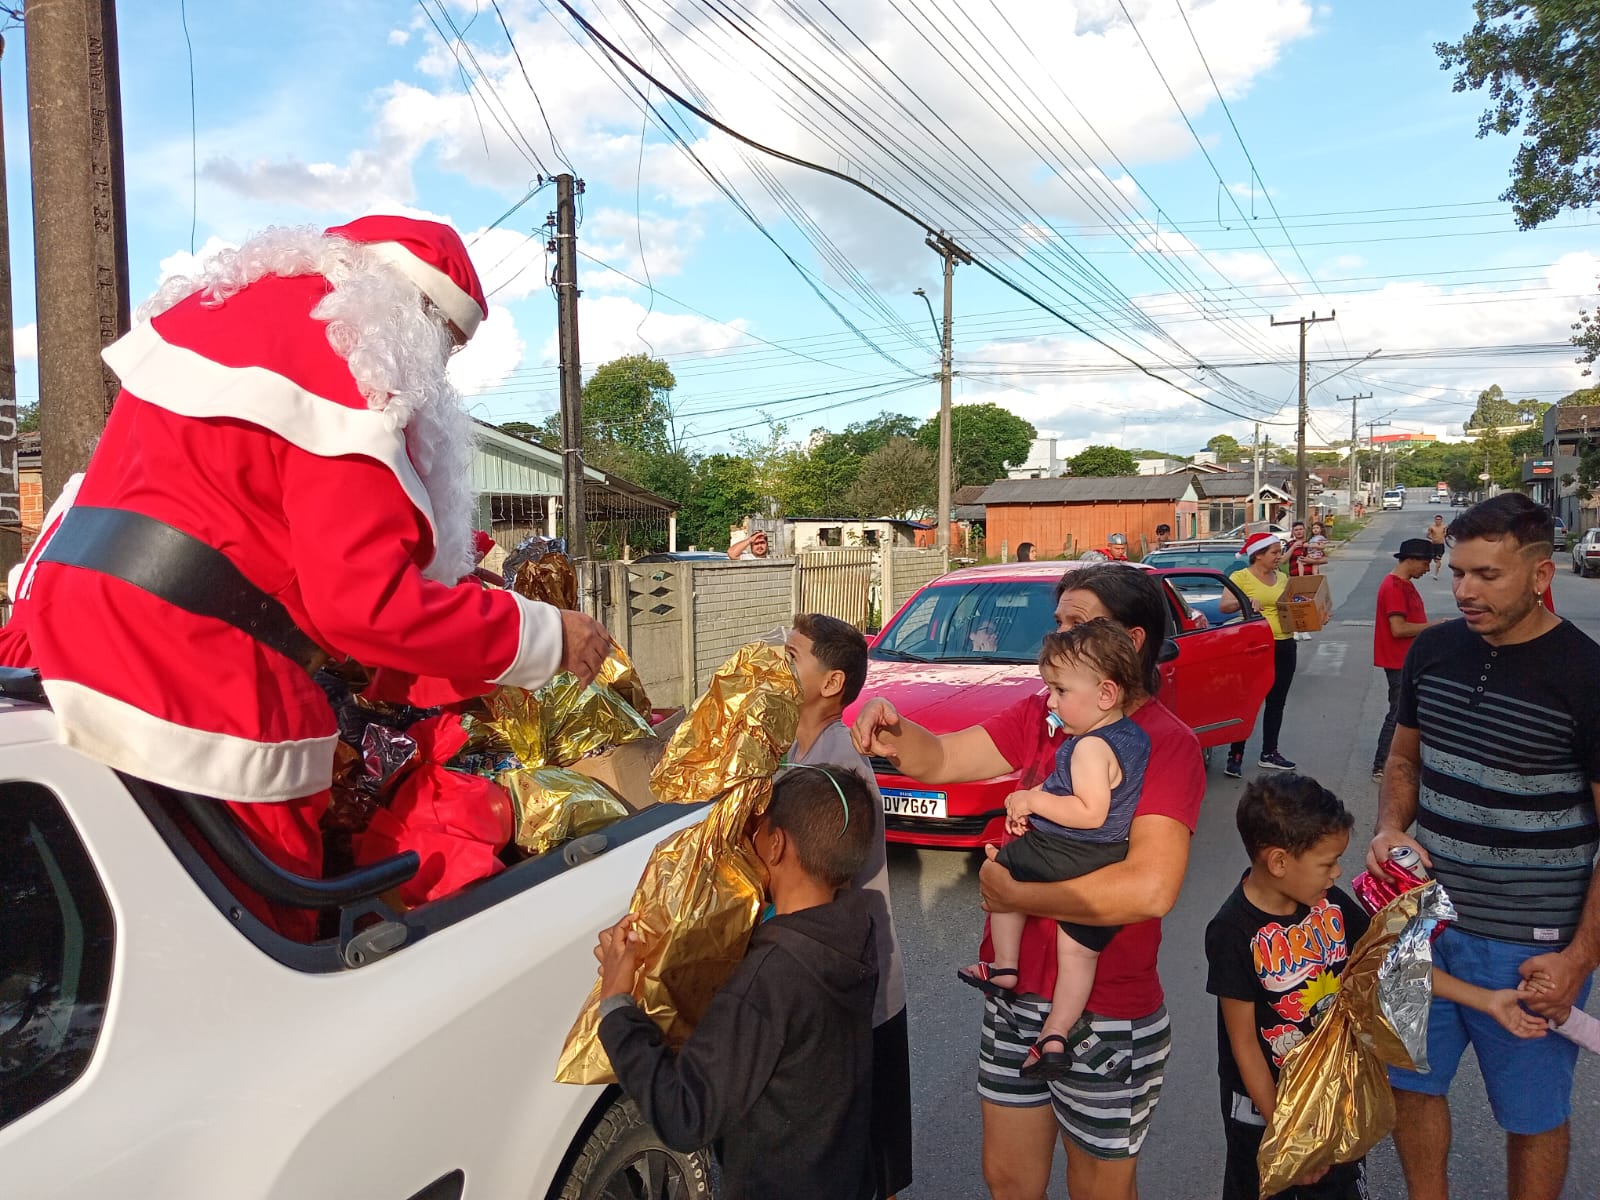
[141,225,479,584]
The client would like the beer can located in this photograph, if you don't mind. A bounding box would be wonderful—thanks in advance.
[1388,844,1429,879]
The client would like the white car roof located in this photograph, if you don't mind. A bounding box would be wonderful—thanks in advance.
[0,698,65,748]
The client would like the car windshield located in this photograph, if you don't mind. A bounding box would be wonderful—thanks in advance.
[1143,548,1242,571]
[872,580,1059,664]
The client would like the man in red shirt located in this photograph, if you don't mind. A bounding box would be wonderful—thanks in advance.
[1372,538,1440,778]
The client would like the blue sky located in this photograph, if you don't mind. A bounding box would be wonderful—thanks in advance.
[5,1,1598,462]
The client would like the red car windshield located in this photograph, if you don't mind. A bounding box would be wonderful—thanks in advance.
[872,580,1060,664]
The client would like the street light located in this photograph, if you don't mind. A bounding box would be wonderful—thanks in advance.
[912,287,940,345]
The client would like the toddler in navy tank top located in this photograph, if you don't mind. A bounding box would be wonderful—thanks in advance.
[958,618,1150,1079]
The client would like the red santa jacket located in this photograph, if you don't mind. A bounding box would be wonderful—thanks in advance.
[3,274,561,803]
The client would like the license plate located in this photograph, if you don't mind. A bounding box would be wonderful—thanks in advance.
[881,788,947,819]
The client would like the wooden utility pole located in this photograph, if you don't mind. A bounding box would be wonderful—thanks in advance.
[1365,419,1391,495]
[552,173,585,557]
[1251,423,1261,528]
[1335,392,1371,518]
[0,36,20,582]
[25,0,130,507]
[925,232,970,550]
[1271,310,1336,523]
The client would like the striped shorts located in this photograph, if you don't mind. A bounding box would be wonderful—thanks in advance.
[977,992,1172,1160]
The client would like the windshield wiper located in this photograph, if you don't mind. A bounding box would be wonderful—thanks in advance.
[872,648,928,662]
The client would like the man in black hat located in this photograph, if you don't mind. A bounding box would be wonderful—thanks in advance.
[1371,538,1440,778]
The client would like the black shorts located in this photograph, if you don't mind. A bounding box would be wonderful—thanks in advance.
[1222,1115,1367,1200]
[1431,543,1445,559]
[871,1008,913,1196]
[995,831,1128,952]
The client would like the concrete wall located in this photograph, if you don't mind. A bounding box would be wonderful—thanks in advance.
[883,547,949,618]
[689,560,794,687]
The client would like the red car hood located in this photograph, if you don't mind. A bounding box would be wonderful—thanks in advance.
[843,657,1045,736]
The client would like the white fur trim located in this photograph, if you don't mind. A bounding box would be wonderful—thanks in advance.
[102,321,441,567]
[45,679,338,802]
[364,241,484,339]
[490,594,565,691]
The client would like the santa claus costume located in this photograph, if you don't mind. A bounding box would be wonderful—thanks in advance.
[1,215,568,937]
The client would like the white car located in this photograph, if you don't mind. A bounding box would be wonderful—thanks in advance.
[1574,529,1600,578]
[0,676,713,1200]
[1382,489,1404,511]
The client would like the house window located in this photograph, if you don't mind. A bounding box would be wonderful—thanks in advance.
[862,529,882,548]
[818,526,842,547]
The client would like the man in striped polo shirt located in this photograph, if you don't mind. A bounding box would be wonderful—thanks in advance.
[1368,493,1600,1200]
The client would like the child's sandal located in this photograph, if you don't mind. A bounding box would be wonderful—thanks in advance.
[956,962,1019,998]
[1019,1033,1072,1081]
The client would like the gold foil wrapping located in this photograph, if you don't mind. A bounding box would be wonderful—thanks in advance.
[599,642,652,716]
[499,766,631,856]
[555,642,801,1084]
[509,549,579,610]
[1257,886,1431,1196]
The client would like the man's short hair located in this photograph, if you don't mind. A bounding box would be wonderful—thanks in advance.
[1155,524,1171,535]
[1039,617,1146,702]
[1236,773,1353,861]
[768,766,875,889]
[792,612,869,705]
[1446,493,1554,556]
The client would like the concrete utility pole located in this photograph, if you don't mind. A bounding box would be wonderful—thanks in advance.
[0,37,21,582]
[1251,422,1261,529]
[1271,310,1336,523]
[25,0,130,507]
[1335,392,1371,518]
[925,232,971,550]
[552,173,585,557]
[1365,419,1391,496]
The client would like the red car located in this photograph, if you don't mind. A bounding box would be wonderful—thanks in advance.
[843,560,1273,848]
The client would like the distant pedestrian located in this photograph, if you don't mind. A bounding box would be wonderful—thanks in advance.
[1370,538,1439,780]
[1284,521,1314,577]
[1219,532,1299,776]
[1424,513,1446,577]
[1154,523,1172,550]
[1017,541,1036,563]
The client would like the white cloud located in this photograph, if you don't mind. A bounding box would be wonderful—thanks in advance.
[155,236,239,290]
[449,306,526,395]
[550,294,749,366]
[388,29,410,47]
[13,325,36,361]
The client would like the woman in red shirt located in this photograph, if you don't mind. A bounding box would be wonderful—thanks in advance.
[853,564,1204,1200]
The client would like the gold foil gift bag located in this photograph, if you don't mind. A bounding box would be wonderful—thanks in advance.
[555,642,800,1084]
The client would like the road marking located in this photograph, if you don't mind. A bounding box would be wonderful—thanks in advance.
[1340,620,1374,627]
[1303,640,1348,677]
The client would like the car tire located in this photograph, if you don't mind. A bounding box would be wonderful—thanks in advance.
[1574,559,1583,575]
[555,1095,715,1200]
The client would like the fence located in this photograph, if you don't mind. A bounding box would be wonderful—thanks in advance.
[577,547,949,710]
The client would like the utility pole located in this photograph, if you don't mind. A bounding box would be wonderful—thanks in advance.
[25,0,130,507]
[1271,311,1336,523]
[1335,392,1371,519]
[0,36,20,583]
[925,232,971,550]
[1365,420,1391,497]
[1251,423,1261,529]
[551,173,585,557]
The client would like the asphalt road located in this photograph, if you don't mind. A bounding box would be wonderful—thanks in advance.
[885,507,1600,1199]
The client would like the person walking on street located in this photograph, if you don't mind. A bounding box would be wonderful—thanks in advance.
[1425,513,1447,578]
[1219,532,1299,777]
[1370,538,1439,780]
[1367,493,1600,1200]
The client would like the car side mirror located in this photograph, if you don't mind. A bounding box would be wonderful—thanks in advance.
[1157,637,1179,664]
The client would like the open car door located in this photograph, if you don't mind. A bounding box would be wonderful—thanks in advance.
[1156,570,1274,749]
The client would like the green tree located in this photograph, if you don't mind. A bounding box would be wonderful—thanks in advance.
[843,438,935,519]
[1205,433,1242,461]
[499,420,541,441]
[1394,441,1481,493]
[915,402,1034,487]
[16,401,37,434]
[1464,383,1520,431]
[1436,3,1600,229]
[1509,424,1545,458]
[540,354,677,477]
[776,434,860,517]
[1560,384,1600,405]
[1068,444,1138,477]
[679,454,760,549]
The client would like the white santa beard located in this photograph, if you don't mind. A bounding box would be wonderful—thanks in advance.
[144,226,479,584]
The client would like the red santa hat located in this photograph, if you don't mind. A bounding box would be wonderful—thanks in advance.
[1241,531,1280,560]
[325,214,489,341]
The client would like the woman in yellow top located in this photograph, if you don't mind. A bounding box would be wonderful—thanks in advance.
[1217,531,1298,777]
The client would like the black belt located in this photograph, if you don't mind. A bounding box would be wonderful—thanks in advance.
[38,507,329,674]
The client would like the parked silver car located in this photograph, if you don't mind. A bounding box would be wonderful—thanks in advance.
[1573,528,1600,577]
[1553,517,1569,553]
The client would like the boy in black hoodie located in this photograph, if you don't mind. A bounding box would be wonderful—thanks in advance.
[595,766,881,1200]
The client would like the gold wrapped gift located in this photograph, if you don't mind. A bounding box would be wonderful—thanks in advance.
[500,766,632,856]
[555,642,800,1084]
[510,549,579,610]
[475,672,653,771]
[1257,886,1432,1196]
[598,642,652,716]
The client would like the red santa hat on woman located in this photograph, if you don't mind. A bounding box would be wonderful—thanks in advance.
[325,214,489,341]
[1241,531,1281,561]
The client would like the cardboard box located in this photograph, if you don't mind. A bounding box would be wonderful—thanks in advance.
[570,708,685,811]
[1276,574,1332,633]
